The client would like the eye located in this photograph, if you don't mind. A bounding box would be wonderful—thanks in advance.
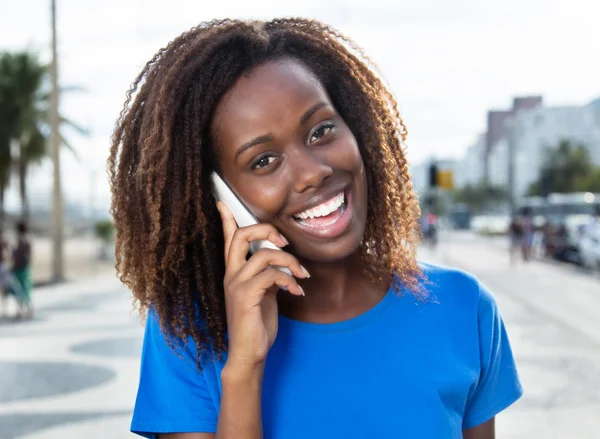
[309,122,335,144]
[251,155,277,170]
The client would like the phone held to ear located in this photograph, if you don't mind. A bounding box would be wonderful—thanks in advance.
[210,172,292,276]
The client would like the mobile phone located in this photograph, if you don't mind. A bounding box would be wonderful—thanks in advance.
[210,172,292,275]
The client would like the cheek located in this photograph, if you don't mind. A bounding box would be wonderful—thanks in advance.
[337,134,368,200]
[333,132,365,175]
[236,175,289,221]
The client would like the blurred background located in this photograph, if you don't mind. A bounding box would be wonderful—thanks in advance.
[0,0,598,438]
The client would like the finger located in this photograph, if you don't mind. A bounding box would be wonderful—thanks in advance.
[228,224,288,271]
[216,201,238,263]
[243,267,305,298]
[235,248,309,281]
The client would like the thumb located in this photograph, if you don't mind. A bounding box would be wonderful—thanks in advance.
[216,201,238,263]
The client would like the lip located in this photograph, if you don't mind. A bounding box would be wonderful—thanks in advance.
[289,187,353,239]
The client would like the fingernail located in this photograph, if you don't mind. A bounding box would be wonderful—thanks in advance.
[279,234,289,246]
[300,266,310,278]
[298,285,305,296]
[280,286,288,291]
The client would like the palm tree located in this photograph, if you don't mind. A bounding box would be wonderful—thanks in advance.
[0,51,46,220]
[18,86,88,219]
[527,139,596,196]
[0,51,87,220]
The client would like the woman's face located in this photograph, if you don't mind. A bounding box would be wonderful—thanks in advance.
[211,59,368,263]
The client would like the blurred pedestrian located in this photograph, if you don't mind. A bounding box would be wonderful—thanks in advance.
[520,208,534,261]
[554,223,569,261]
[423,213,438,249]
[0,228,10,316]
[11,221,33,319]
[541,221,555,258]
[508,217,522,265]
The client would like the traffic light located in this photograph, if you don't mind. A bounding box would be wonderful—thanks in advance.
[437,170,454,190]
[429,164,438,188]
[428,163,454,190]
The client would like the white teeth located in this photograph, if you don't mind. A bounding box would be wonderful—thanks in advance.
[295,192,345,220]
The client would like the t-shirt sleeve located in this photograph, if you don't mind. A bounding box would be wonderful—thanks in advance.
[131,309,218,437]
[462,281,523,430]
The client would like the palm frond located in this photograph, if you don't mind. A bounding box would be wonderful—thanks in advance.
[59,134,81,162]
[60,116,90,136]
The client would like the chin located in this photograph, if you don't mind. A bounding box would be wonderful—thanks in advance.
[289,229,364,264]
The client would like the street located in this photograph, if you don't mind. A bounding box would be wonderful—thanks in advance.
[0,231,599,438]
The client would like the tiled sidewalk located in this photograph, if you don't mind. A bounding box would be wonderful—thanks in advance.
[0,275,143,439]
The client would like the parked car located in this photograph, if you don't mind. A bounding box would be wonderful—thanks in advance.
[580,222,600,270]
[471,214,511,235]
[547,214,592,264]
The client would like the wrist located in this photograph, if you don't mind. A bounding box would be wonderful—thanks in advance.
[221,359,265,384]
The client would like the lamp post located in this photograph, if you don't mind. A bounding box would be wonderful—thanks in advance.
[50,0,64,281]
[506,118,517,216]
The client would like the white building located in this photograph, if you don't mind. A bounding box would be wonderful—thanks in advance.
[488,137,509,188]
[508,99,600,197]
[455,134,486,188]
[408,161,429,197]
[414,97,600,198]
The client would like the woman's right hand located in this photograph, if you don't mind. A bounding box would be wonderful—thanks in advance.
[217,201,308,371]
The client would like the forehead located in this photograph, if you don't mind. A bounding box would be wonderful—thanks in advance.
[211,59,331,150]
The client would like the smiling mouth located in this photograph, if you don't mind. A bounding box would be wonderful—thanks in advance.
[293,192,347,228]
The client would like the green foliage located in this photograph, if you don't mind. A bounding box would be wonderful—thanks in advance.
[95,220,114,243]
[0,50,88,218]
[0,52,47,159]
[527,140,600,195]
[452,183,509,213]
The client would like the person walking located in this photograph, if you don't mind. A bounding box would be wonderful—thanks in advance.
[508,217,523,265]
[12,221,33,319]
[520,208,534,261]
[0,228,10,317]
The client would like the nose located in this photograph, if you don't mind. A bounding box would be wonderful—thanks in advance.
[289,147,333,193]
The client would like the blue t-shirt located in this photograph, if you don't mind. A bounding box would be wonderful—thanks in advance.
[131,264,522,438]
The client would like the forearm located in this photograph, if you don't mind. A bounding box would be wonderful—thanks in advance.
[216,362,264,439]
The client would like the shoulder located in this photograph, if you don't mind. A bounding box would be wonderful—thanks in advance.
[418,262,482,301]
[142,307,224,375]
[414,262,496,323]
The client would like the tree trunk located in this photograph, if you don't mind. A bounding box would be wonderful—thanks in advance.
[18,141,29,220]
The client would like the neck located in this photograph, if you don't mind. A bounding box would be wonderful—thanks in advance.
[278,251,391,323]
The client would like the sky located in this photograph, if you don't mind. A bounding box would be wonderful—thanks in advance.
[1,0,599,212]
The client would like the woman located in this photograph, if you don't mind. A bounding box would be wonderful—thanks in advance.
[0,229,9,316]
[11,221,33,318]
[109,18,522,439]
[507,217,523,265]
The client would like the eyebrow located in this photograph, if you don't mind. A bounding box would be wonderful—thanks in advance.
[300,102,329,126]
[234,101,330,162]
[234,134,274,161]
